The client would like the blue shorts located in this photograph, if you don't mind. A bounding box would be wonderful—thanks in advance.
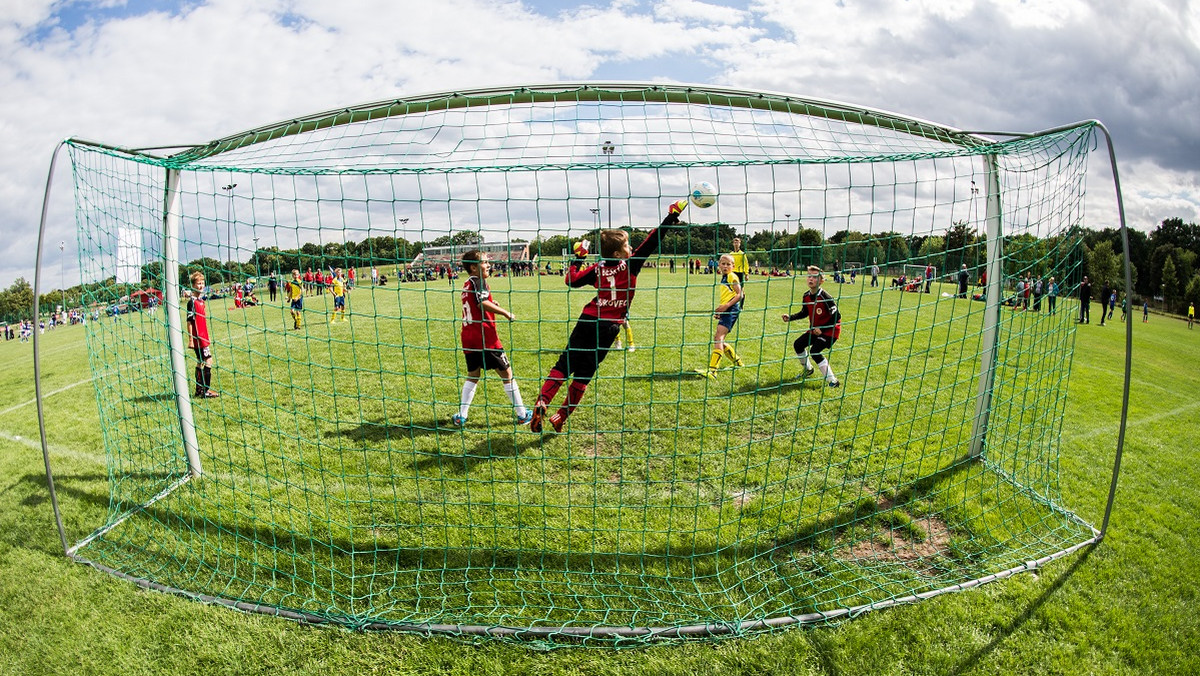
[717,308,740,330]
[290,299,303,311]
[334,295,345,309]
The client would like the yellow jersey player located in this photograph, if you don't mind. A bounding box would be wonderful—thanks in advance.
[730,236,749,306]
[286,269,304,329]
[700,254,744,379]
[330,268,347,323]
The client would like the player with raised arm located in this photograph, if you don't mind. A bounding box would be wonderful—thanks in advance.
[530,200,689,433]
[452,251,531,427]
[782,265,842,388]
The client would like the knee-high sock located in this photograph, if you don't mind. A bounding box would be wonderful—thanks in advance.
[503,380,526,417]
[458,380,477,418]
[538,368,567,405]
[623,322,634,346]
[708,349,723,371]
[796,350,813,370]
[816,359,836,382]
[722,344,740,363]
[203,366,213,392]
[194,365,204,393]
[559,380,589,418]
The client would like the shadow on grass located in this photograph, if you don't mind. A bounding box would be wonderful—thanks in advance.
[6,470,178,555]
[129,393,177,404]
[622,370,706,382]
[770,454,975,555]
[331,418,451,442]
[411,434,545,475]
[950,545,1094,675]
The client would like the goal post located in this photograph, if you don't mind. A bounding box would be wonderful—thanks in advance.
[34,83,1129,646]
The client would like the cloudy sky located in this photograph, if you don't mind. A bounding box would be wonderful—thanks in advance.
[4,0,1199,290]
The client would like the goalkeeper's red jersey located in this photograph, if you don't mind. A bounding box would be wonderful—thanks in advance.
[565,225,671,323]
[186,296,211,348]
[790,288,842,340]
[460,276,502,351]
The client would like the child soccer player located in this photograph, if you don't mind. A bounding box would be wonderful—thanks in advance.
[329,268,348,323]
[453,251,531,426]
[782,265,842,388]
[286,269,304,329]
[185,272,219,398]
[701,254,745,379]
[530,200,688,433]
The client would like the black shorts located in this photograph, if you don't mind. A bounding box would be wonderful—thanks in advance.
[551,315,622,382]
[793,331,837,355]
[193,344,212,362]
[464,348,511,373]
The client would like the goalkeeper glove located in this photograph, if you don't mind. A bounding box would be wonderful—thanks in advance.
[662,200,688,225]
[573,240,590,258]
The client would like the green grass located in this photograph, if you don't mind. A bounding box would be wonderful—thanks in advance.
[1,272,1197,673]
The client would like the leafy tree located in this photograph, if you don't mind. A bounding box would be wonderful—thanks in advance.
[1161,255,1178,311]
[1086,240,1121,290]
[0,277,34,322]
[1184,273,1200,315]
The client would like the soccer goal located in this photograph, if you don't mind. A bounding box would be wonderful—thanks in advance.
[34,83,1132,646]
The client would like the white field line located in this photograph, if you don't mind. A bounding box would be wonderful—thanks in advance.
[0,356,165,418]
[1066,398,1200,443]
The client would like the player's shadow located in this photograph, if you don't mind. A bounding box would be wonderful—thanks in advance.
[331,418,449,442]
[411,435,543,475]
[622,370,703,382]
[129,393,178,403]
[733,376,814,395]
[949,545,1094,675]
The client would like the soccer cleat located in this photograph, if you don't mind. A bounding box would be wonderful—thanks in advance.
[733,356,745,367]
[450,413,467,427]
[614,339,623,350]
[203,390,220,398]
[826,377,840,388]
[801,365,815,379]
[529,401,547,433]
[516,410,533,425]
[548,411,566,433]
[627,344,636,352]
[703,369,718,380]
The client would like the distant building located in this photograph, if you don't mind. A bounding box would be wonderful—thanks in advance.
[416,241,530,267]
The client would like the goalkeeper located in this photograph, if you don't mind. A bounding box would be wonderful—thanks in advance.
[782,265,842,388]
[530,200,689,433]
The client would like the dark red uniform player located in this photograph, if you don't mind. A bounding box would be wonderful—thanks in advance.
[782,265,842,388]
[530,200,688,433]
[186,271,218,397]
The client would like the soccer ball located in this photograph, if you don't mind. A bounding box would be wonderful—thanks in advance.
[690,181,718,209]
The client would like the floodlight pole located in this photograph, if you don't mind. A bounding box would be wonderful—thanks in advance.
[222,183,236,271]
[970,155,1003,459]
[166,169,202,476]
[602,140,615,230]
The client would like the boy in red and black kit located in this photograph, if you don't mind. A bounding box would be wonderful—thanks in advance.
[782,265,842,388]
[530,200,688,433]
[186,271,219,398]
[452,250,531,427]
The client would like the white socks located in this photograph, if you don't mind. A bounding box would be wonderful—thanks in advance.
[797,351,813,370]
[504,380,527,417]
[458,380,478,418]
[817,359,836,382]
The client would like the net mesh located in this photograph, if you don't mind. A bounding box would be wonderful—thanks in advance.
[63,85,1097,646]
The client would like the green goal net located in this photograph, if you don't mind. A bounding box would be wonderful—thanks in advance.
[41,84,1119,646]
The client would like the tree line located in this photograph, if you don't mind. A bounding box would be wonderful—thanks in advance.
[4,217,1199,324]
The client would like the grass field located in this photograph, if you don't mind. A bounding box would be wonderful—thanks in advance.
[1,270,1197,674]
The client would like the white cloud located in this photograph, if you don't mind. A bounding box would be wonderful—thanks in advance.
[2,0,1198,291]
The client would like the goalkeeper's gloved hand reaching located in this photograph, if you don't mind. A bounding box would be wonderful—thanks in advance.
[662,200,688,226]
[573,239,590,258]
